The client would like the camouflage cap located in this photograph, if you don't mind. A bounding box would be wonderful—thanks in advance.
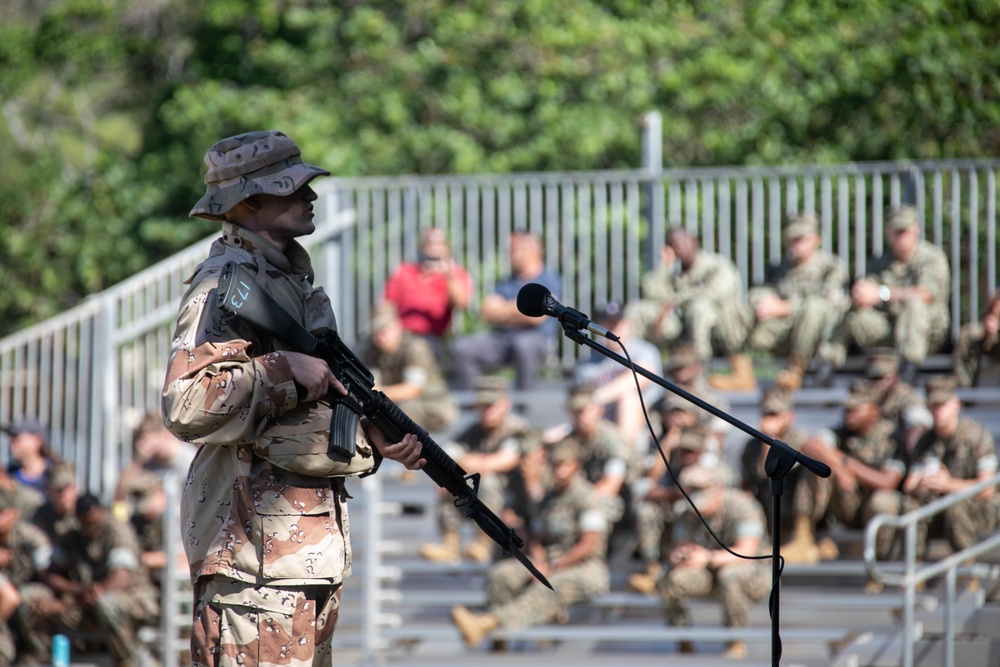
[665,342,702,371]
[677,464,718,491]
[190,131,331,221]
[886,205,919,232]
[663,392,697,413]
[474,375,510,405]
[761,387,795,415]
[783,211,819,241]
[676,429,709,452]
[844,379,881,410]
[866,348,900,379]
[548,438,581,464]
[45,462,76,491]
[925,375,959,407]
[566,383,597,411]
[370,302,400,332]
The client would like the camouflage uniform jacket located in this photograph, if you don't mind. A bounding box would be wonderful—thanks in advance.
[361,332,452,404]
[532,475,609,565]
[818,420,907,489]
[749,249,848,311]
[0,521,52,587]
[564,420,631,485]
[672,251,744,308]
[163,223,363,586]
[674,489,767,554]
[453,412,533,455]
[70,516,154,592]
[866,240,950,319]
[910,416,999,484]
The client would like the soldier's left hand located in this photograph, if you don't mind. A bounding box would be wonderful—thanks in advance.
[367,427,425,470]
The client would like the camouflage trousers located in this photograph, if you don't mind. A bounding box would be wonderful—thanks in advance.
[748,294,843,359]
[191,578,341,667]
[953,323,1000,387]
[657,561,769,628]
[437,471,505,534]
[626,298,751,359]
[633,498,675,563]
[833,301,948,366]
[486,557,609,629]
[803,476,913,559]
[912,492,1000,553]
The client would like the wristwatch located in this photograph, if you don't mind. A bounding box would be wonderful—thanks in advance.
[878,285,891,303]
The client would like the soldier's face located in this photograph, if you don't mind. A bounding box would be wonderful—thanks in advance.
[552,458,579,489]
[930,397,961,437]
[888,225,919,260]
[371,322,402,353]
[787,233,819,264]
[255,185,318,246]
[477,398,510,429]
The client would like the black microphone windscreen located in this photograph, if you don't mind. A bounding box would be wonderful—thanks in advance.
[516,283,552,317]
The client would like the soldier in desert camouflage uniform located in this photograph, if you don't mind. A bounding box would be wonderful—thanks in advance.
[903,376,1000,552]
[658,464,769,659]
[832,206,951,380]
[362,302,458,432]
[742,212,849,390]
[450,439,610,648]
[162,131,424,667]
[866,348,931,453]
[420,376,535,564]
[627,227,756,390]
[799,381,910,561]
[954,290,1000,387]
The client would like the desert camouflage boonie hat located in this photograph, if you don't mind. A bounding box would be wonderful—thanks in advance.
[190,130,331,221]
[783,211,819,241]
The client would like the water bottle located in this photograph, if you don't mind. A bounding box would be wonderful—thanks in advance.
[52,634,69,667]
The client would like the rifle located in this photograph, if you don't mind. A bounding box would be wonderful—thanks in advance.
[215,261,552,590]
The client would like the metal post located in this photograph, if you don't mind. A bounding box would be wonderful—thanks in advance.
[641,111,664,269]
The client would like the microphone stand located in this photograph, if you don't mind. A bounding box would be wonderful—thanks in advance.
[559,324,830,667]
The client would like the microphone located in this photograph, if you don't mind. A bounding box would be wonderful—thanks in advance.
[516,283,619,341]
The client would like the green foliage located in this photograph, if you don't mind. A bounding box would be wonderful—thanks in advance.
[1,0,1000,335]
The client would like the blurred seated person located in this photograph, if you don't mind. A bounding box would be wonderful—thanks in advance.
[362,302,459,433]
[384,227,473,359]
[114,411,197,508]
[866,348,930,452]
[44,494,159,667]
[0,485,58,664]
[661,343,732,449]
[629,428,724,594]
[574,302,664,454]
[954,289,1000,387]
[903,376,999,554]
[420,376,535,564]
[450,439,610,648]
[122,470,188,585]
[29,462,79,559]
[451,231,561,390]
[2,419,59,498]
[798,380,908,563]
[657,464,768,659]
[829,206,950,382]
[740,212,848,390]
[740,388,836,564]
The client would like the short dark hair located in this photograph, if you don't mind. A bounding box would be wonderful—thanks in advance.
[75,492,103,517]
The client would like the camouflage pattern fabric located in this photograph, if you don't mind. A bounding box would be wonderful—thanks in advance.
[436,413,533,533]
[659,489,769,628]
[163,224,369,661]
[739,426,810,534]
[0,523,54,662]
[908,416,1000,550]
[628,251,752,359]
[954,322,1000,387]
[556,419,631,523]
[878,380,924,430]
[486,475,610,629]
[746,249,849,357]
[361,331,458,432]
[191,578,340,667]
[836,240,951,365]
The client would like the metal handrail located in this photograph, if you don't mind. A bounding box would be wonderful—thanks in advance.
[864,471,1000,667]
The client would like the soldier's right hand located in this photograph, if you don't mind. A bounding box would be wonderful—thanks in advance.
[283,351,347,402]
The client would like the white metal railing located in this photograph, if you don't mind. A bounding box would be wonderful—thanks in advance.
[864,472,1000,667]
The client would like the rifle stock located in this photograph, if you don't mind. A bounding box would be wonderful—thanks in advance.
[215,261,552,589]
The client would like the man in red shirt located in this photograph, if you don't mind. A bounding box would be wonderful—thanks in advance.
[384,228,473,359]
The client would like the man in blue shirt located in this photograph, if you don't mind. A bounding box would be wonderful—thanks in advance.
[452,231,561,390]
